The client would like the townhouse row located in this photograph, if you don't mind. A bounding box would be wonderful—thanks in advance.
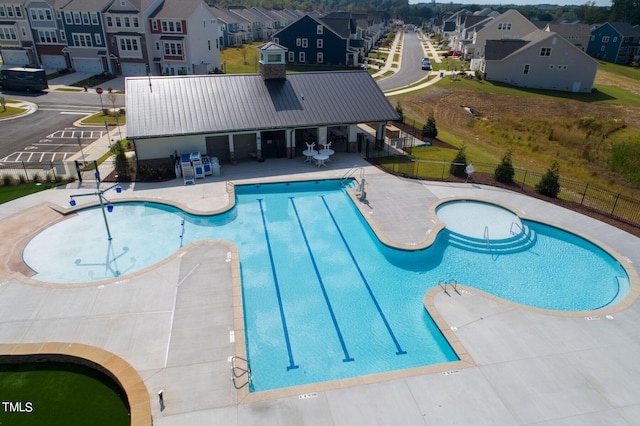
[0,0,390,77]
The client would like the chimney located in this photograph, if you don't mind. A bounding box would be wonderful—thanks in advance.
[257,42,287,80]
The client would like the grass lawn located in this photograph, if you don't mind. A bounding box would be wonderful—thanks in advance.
[80,111,126,126]
[0,361,130,425]
[0,183,66,204]
[0,105,26,118]
[221,43,261,74]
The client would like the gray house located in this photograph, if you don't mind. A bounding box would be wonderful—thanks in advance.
[482,29,598,93]
[126,43,399,169]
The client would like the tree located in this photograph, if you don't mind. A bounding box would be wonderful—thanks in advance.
[450,144,468,178]
[395,100,404,123]
[495,150,515,183]
[422,114,438,139]
[111,141,131,180]
[535,161,561,198]
[611,0,640,24]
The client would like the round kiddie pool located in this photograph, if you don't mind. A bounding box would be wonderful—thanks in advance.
[435,199,521,240]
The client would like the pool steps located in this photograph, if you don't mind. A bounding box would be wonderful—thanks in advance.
[445,223,537,254]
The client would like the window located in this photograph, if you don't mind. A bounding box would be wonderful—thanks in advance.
[15,5,22,17]
[523,64,530,75]
[46,9,52,20]
[498,22,511,30]
[30,9,37,20]
[119,37,141,57]
[72,33,93,47]
[161,20,182,33]
[65,12,72,24]
[115,16,122,27]
[613,36,617,42]
[155,41,159,50]
[302,38,308,48]
[60,31,66,41]
[38,30,58,43]
[296,38,301,46]
[163,41,183,56]
[299,51,305,62]
[267,53,281,62]
[73,12,81,24]
[124,17,130,27]
[7,6,13,17]
[133,17,139,28]
[21,27,26,37]
[273,37,279,44]
[317,52,323,63]
[91,13,98,25]
[317,39,323,49]
[95,33,101,45]
[106,16,113,27]
[540,47,551,56]
[288,51,294,62]
[317,25,323,34]
[0,27,17,40]
[602,36,609,43]
[82,12,89,24]
[152,20,158,30]
[0,7,5,18]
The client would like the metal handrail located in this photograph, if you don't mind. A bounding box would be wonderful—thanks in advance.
[231,356,252,389]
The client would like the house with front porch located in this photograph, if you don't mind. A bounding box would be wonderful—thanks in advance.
[125,43,399,170]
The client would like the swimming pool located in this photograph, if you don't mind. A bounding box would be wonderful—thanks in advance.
[22,180,631,392]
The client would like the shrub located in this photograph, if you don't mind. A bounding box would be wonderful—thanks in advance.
[450,144,468,177]
[111,141,130,179]
[536,161,561,198]
[495,150,515,183]
[395,101,404,123]
[2,174,14,186]
[18,174,27,184]
[422,114,438,139]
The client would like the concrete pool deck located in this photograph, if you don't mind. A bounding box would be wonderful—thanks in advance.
[1,153,640,425]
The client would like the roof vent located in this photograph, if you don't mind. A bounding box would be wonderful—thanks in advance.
[257,42,288,80]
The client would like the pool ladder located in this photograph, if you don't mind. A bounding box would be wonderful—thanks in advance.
[231,356,252,389]
[341,167,366,200]
[438,278,460,297]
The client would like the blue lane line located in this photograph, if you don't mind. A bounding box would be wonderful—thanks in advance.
[258,199,299,371]
[321,196,407,355]
[290,197,354,363]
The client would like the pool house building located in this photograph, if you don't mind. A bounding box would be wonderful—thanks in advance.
[125,42,400,172]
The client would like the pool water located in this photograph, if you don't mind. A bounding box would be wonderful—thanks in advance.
[23,180,630,392]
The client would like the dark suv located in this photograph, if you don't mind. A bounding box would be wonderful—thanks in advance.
[421,58,431,70]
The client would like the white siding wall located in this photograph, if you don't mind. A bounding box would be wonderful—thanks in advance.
[134,134,207,160]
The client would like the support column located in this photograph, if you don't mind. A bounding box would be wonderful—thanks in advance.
[348,125,358,153]
[256,132,263,161]
[375,122,386,150]
[228,134,236,165]
[318,126,328,148]
[286,129,295,159]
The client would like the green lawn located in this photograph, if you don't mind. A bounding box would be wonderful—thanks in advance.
[0,361,130,426]
[0,183,65,204]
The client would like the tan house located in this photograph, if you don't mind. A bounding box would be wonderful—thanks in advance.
[471,9,539,60]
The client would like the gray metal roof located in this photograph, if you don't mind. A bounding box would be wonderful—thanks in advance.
[126,71,400,140]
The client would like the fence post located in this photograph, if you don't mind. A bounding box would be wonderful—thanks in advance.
[21,161,29,183]
[74,161,83,183]
[610,193,620,218]
[580,184,588,206]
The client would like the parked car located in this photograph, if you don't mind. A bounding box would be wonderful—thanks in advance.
[446,50,462,57]
[421,58,431,70]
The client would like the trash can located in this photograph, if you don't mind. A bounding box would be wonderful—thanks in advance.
[439,72,444,78]
[212,163,221,176]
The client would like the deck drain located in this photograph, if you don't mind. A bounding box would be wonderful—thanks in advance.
[299,393,318,399]
[584,316,600,321]
[442,370,459,376]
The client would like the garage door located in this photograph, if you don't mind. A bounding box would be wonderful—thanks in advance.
[1,50,29,66]
[41,55,67,70]
[121,62,147,77]
[73,58,103,73]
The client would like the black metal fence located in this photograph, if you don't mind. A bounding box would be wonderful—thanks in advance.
[0,160,115,185]
[365,147,640,230]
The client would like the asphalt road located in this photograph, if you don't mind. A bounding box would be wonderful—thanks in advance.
[376,30,430,92]
[0,90,123,164]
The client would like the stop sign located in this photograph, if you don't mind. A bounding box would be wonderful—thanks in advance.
[96,87,103,94]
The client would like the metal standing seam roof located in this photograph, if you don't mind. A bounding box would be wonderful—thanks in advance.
[125,71,400,139]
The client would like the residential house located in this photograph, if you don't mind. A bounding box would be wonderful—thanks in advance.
[273,14,356,67]
[209,6,250,47]
[59,0,113,73]
[543,22,591,52]
[0,0,39,66]
[26,0,71,69]
[586,21,640,65]
[226,6,265,42]
[125,43,400,168]
[482,29,598,93]
[103,0,162,76]
[471,9,539,60]
[147,0,220,76]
